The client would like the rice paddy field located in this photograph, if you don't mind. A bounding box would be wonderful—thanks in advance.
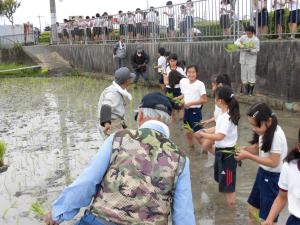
[0,76,299,225]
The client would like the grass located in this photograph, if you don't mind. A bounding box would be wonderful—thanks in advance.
[30,201,47,218]
[0,63,25,71]
[0,140,6,167]
[0,63,49,76]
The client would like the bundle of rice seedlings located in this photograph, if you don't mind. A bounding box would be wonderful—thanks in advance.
[219,144,242,167]
[0,140,6,167]
[30,201,47,218]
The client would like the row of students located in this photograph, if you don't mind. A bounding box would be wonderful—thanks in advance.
[253,0,300,38]
[156,49,298,223]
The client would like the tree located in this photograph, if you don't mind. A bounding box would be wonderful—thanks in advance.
[2,0,21,25]
[0,0,4,15]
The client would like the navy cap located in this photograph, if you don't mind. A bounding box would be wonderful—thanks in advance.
[115,67,136,85]
[140,92,172,115]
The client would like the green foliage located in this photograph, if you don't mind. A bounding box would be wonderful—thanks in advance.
[39,32,51,44]
[30,202,47,218]
[2,0,21,25]
[219,144,242,167]
[0,62,23,70]
[225,43,240,53]
[183,123,194,133]
[0,140,6,167]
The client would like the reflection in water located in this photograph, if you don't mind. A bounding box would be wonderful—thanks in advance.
[0,77,299,225]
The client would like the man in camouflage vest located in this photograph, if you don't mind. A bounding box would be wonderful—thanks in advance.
[45,92,196,225]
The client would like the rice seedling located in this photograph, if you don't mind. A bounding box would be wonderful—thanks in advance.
[166,92,184,106]
[0,140,6,167]
[183,123,194,133]
[30,201,47,218]
[251,210,260,224]
[219,144,242,167]
[225,42,255,53]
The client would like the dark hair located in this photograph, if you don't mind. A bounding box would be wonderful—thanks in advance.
[96,13,100,17]
[165,51,170,57]
[169,70,183,88]
[221,0,231,4]
[177,60,186,70]
[285,129,300,163]
[63,19,68,23]
[102,12,108,16]
[245,25,255,34]
[247,103,278,153]
[118,10,123,14]
[158,47,166,56]
[136,8,141,11]
[166,1,173,6]
[215,86,240,126]
[86,16,90,19]
[169,53,178,61]
[186,65,199,78]
[216,74,231,87]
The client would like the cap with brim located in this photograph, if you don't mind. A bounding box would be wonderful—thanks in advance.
[115,67,136,85]
[139,92,172,116]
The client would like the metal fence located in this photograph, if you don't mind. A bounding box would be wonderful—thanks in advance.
[52,0,300,44]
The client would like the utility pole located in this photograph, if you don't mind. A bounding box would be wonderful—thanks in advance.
[50,0,57,44]
[37,15,43,32]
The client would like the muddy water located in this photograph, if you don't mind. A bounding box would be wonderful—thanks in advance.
[0,77,299,225]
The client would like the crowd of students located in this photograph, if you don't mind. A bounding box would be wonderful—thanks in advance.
[155,45,299,224]
[55,0,300,43]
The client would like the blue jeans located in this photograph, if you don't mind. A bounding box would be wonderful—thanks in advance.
[134,71,148,83]
[74,212,116,225]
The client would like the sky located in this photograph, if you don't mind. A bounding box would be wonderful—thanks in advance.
[1,0,185,29]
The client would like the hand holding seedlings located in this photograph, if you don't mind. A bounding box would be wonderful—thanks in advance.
[235,148,252,161]
[44,212,59,225]
[103,122,111,135]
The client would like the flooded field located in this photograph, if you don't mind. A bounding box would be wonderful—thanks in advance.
[0,76,299,225]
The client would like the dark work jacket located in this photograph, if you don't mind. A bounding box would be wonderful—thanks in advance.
[131,51,149,72]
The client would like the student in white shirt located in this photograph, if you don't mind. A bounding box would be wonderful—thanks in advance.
[147,7,157,38]
[199,74,232,154]
[185,0,195,41]
[176,65,207,149]
[272,0,286,39]
[118,10,126,36]
[235,102,288,224]
[155,47,167,90]
[135,8,144,40]
[179,5,187,37]
[288,0,300,39]
[196,86,240,207]
[262,129,300,225]
[253,0,269,35]
[220,0,233,36]
[164,1,176,39]
[93,13,101,41]
[127,11,135,40]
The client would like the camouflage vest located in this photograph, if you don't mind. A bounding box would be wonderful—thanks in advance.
[90,128,186,225]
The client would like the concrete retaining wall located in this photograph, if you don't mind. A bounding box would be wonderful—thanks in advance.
[45,41,300,100]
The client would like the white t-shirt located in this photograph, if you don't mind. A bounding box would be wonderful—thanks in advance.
[135,13,143,23]
[214,105,222,121]
[157,56,167,73]
[180,78,206,108]
[215,111,238,148]
[256,0,267,11]
[220,3,232,15]
[273,0,286,10]
[146,11,157,22]
[127,16,135,25]
[166,7,175,18]
[278,160,300,218]
[259,125,288,173]
[289,0,300,10]
[166,66,186,88]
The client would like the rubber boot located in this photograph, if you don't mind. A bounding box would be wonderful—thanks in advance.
[246,83,250,95]
[249,84,255,96]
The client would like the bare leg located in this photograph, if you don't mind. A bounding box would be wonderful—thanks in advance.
[186,132,194,149]
[247,204,260,225]
[225,192,236,208]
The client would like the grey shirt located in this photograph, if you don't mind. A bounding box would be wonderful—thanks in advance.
[234,35,260,65]
[98,83,129,125]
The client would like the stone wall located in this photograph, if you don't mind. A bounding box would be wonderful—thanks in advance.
[46,40,300,100]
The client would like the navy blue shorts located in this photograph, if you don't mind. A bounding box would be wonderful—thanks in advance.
[287,215,300,225]
[214,147,237,193]
[258,9,268,26]
[247,167,280,222]
[169,18,175,31]
[183,108,202,132]
[289,9,300,24]
[275,9,285,26]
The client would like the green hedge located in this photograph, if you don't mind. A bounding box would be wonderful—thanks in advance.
[39,32,50,43]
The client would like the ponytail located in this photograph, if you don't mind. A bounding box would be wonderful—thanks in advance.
[247,103,278,153]
[215,86,240,125]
